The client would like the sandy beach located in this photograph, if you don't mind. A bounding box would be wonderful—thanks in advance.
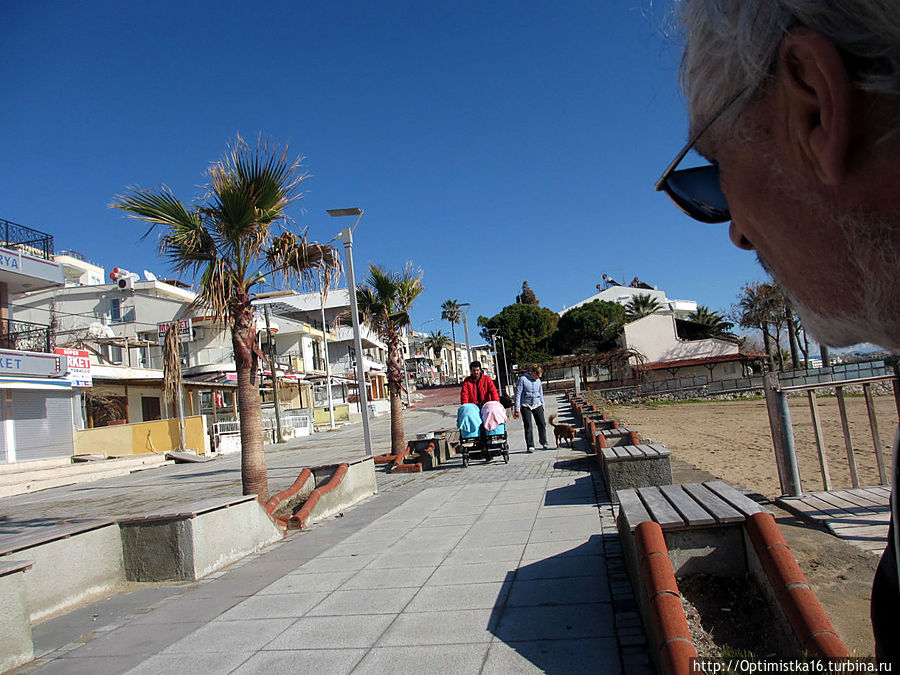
[606,393,898,656]
[609,395,897,499]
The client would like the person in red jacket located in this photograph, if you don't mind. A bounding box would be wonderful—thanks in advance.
[460,361,499,407]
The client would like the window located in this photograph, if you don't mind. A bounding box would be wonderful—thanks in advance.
[141,397,161,421]
[108,298,121,323]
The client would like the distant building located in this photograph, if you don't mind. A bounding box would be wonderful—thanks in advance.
[0,216,75,463]
[561,278,697,319]
[620,313,760,382]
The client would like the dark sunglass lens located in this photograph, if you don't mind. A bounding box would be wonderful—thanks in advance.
[667,166,730,223]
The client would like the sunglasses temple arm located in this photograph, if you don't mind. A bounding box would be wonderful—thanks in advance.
[654,88,747,192]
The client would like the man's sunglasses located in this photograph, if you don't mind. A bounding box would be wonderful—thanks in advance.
[654,90,746,224]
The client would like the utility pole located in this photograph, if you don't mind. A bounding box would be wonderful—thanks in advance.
[263,305,284,443]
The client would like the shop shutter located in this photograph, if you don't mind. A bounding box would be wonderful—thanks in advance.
[13,391,75,461]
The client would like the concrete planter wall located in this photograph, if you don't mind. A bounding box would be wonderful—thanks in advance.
[120,496,285,582]
[3,522,125,624]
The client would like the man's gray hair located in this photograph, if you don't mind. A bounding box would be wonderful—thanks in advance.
[679,1,900,128]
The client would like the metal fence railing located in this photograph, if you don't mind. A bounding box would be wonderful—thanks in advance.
[0,319,52,353]
[0,218,54,260]
[211,414,313,439]
[765,366,900,497]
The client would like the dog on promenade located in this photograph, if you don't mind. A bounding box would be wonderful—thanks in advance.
[548,414,576,448]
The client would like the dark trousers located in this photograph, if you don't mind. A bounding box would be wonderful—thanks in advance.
[521,405,547,449]
[872,520,899,665]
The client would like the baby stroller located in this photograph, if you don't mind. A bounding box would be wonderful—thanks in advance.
[456,402,510,467]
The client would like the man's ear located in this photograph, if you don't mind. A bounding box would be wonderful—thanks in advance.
[775,28,852,185]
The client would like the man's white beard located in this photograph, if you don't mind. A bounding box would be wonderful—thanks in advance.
[756,210,900,352]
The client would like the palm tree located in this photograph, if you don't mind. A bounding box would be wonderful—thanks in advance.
[423,330,451,375]
[441,299,462,382]
[356,263,424,455]
[624,293,662,322]
[687,305,735,339]
[112,136,340,502]
[737,281,784,371]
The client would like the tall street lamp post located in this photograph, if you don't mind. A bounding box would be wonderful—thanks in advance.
[327,208,373,458]
[318,272,336,430]
[459,302,472,368]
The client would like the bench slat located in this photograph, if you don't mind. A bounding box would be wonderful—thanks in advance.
[618,488,652,530]
[703,480,771,517]
[659,484,717,526]
[0,559,33,576]
[682,483,744,524]
[624,445,644,458]
[637,487,686,530]
[601,448,617,461]
[0,519,116,556]
[613,447,631,459]
[648,443,671,457]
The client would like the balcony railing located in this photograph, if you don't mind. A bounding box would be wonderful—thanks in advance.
[0,319,52,353]
[0,218,54,261]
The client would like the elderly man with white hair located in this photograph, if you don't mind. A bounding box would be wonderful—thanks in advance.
[657,0,900,662]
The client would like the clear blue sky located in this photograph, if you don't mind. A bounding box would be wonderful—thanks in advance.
[1,1,769,340]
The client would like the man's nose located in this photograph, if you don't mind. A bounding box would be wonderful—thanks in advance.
[729,220,754,250]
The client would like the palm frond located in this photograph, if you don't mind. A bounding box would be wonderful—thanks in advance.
[263,231,342,292]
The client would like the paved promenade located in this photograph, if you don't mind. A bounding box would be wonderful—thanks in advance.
[15,394,651,674]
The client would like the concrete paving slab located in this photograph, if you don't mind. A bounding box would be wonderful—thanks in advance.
[218,591,329,620]
[468,517,535,533]
[522,536,605,561]
[415,514,480,528]
[160,617,295,654]
[30,654,148,675]
[374,549,450,568]
[291,553,379,574]
[506,575,610,606]
[229,648,366,674]
[354,643,490,675]
[405,581,510,612]
[377,608,496,645]
[444,543,525,565]
[55,621,201,658]
[458,529,533,548]
[264,613,395,650]
[426,560,518,586]
[483,637,622,674]
[340,566,435,590]
[256,571,355,594]
[493,603,616,641]
[125,652,252,675]
[306,587,418,616]
[516,552,608,581]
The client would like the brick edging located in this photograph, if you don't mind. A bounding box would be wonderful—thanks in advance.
[634,521,698,675]
[289,463,349,529]
[745,512,850,658]
[262,468,313,526]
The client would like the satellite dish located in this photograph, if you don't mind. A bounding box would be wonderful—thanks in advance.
[143,270,158,281]
[89,322,116,338]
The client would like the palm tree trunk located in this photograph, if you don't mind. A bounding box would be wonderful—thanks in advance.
[232,304,269,502]
[761,327,775,372]
[449,323,458,383]
[786,313,800,370]
[386,333,405,455]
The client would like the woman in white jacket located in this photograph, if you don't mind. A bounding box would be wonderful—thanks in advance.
[514,366,547,453]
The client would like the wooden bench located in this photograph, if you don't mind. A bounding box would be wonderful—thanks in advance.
[617,481,771,576]
[600,443,673,501]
